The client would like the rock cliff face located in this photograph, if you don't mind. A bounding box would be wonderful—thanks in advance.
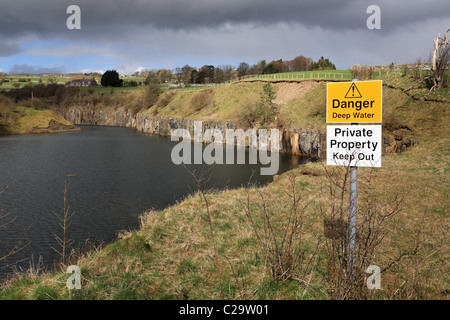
[60,106,414,158]
[61,107,325,158]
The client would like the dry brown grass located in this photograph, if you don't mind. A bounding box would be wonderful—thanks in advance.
[1,140,447,299]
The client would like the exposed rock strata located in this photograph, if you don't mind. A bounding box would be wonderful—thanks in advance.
[61,107,415,159]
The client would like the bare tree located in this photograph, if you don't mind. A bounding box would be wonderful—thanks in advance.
[0,184,31,264]
[429,29,449,91]
[242,173,317,283]
[237,62,250,78]
[183,164,226,298]
[405,29,449,93]
[52,174,77,266]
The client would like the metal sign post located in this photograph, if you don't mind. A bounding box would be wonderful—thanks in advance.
[326,78,383,283]
[348,137,358,280]
[348,79,358,281]
[348,78,359,281]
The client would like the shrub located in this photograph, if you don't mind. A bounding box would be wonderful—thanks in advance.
[0,94,15,108]
[189,89,214,112]
[256,82,277,125]
[401,64,409,77]
[351,65,374,80]
[127,84,162,115]
[320,165,407,299]
[236,102,259,129]
[152,91,176,115]
[242,174,313,282]
[155,91,175,109]
[0,95,15,126]
[22,98,48,110]
[126,80,138,87]
[144,83,162,108]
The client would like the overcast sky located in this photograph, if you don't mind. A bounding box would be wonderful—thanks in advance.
[0,0,448,74]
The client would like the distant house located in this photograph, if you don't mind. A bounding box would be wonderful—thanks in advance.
[65,78,98,87]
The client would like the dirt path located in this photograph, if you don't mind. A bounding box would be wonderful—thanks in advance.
[273,80,321,106]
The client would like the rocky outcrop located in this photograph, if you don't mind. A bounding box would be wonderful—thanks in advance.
[60,106,415,159]
[61,107,325,158]
[382,128,417,154]
[282,129,325,158]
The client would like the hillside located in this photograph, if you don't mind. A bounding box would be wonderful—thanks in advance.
[0,72,448,300]
[0,106,77,135]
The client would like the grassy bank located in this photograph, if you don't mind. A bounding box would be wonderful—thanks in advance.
[0,105,76,135]
[0,72,448,300]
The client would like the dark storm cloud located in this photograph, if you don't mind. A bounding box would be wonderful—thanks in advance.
[9,64,66,74]
[1,0,448,71]
[0,40,21,56]
[0,0,448,41]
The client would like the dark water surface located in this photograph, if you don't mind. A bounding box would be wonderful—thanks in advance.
[0,125,309,279]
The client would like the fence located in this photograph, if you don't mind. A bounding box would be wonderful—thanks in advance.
[240,72,351,81]
[167,72,352,92]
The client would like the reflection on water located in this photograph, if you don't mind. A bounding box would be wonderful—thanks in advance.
[0,125,311,279]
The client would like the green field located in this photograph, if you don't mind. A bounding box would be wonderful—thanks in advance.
[0,71,352,92]
[0,74,146,91]
[0,74,70,90]
[242,69,353,81]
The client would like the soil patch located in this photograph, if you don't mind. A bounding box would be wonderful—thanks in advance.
[273,80,321,106]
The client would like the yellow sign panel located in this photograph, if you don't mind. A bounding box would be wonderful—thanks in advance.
[327,80,382,123]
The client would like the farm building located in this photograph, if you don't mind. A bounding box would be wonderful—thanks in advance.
[65,78,98,87]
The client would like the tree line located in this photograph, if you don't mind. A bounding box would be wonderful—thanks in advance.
[132,55,336,86]
[0,83,76,102]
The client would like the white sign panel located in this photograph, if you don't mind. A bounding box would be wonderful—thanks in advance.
[327,125,382,167]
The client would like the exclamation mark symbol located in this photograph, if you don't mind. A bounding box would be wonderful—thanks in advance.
[345,83,362,98]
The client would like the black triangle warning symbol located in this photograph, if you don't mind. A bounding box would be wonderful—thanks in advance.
[345,83,362,98]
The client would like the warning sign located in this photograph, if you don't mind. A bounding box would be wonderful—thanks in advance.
[327,80,382,123]
[327,125,382,167]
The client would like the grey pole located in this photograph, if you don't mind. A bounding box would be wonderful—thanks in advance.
[348,78,359,281]
[349,161,357,279]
